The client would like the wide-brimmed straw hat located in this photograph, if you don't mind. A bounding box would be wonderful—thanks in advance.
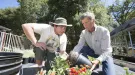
[50,17,72,26]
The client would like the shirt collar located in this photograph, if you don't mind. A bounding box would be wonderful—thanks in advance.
[94,24,97,32]
[90,24,97,34]
[85,24,97,34]
[88,24,97,35]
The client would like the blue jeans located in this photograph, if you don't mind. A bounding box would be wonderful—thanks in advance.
[80,46,115,75]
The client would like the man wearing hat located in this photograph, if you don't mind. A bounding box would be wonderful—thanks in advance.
[22,17,72,70]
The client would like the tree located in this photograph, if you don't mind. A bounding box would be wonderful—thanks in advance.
[18,0,42,23]
[109,0,135,25]
[0,0,49,35]
[0,8,19,32]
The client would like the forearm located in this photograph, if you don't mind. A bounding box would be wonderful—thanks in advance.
[22,24,37,45]
[96,50,112,62]
[97,29,112,62]
[73,30,86,52]
[73,44,83,52]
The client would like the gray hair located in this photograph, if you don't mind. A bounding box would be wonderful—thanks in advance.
[80,12,95,20]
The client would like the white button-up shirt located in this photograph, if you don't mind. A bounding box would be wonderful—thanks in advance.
[73,25,112,62]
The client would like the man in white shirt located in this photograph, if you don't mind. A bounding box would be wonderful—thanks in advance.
[73,12,115,75]
[22,17,72,70]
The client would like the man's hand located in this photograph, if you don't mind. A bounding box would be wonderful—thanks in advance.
[59,51,65,54]
[59,51,69,60]
[34,42,46,50]
[90,59,100,71]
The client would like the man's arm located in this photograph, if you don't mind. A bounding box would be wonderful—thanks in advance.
[59,33,67,54]
[96,29,112,62]
[22,23,37,45]
[90,28,112,71]
[73,30,85,52]
[22,23,46,50]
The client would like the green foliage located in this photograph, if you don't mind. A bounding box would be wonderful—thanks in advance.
[109,0,135,25]
[88,56,95,61]
[46,56,93,75]
[18,0,42,23]
[36,0,49,22]
[123,67,135,75]
[88,0,116,31]
[0,0,49,35]
[48,56,70,75]
[0,8,23,34]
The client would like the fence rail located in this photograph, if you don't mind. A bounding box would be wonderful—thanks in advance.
[0,32,33,52]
